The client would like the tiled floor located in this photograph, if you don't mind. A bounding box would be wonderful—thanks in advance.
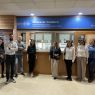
[0,75,95,95]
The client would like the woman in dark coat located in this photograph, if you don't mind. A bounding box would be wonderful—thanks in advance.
[27,39,36,77]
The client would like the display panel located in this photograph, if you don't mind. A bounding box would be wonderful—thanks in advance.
[17,16,95,29]
[35,33,52,51]
[59,34,70,43]
[18,31,74,52]
[35,33,43,42]
[59,33,74,51]
[43,33,52,43]
[43,33,52,50]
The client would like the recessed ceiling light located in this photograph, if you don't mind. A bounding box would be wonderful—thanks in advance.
[30,13,35,16]
[78,12,83,15]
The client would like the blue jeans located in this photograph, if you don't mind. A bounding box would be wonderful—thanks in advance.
[88,58,95,81]
[15,54,24,73]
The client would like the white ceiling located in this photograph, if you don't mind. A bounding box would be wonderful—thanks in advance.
[0,0,95,16]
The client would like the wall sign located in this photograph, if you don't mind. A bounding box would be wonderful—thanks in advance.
[16,16,95,29]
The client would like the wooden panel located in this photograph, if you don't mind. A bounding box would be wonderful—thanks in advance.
[23,51,28,73]
[0,15,14,29]
[35,52,51,74]
[26,32,30,48]
[0,30,13,36]
[23,51,77,75]
[20,31,95,76]
[74,31,95,47]
[13,16,17,41]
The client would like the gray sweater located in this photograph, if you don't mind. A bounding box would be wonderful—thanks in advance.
[16,41,25,55]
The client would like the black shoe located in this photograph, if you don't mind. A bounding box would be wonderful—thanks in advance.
[88,80,93,83]
[1,75,5,78]
[10,78,16,83]
[67,77,72,81]
[15,74,18,78]
[54,77,57,79]
[68,78,72,81]
[66,77,69,80]
[21,72,25,76]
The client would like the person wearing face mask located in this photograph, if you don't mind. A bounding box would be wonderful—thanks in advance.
[27,39,36,77]
[0,38,5,78]
[4,34,18,84]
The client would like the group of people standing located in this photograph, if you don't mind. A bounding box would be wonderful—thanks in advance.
[49,41,75,81]
[0,34,95,84]
[49,39,95,83]
[0,34,36,84]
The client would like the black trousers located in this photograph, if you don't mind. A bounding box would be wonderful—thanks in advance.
[0,58,4,76]
[64,60,73,79]
[88,58,95,81]
[6,55,15,80]
[28,54,36,74]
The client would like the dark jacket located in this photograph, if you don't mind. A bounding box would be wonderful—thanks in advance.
[0,43,4,54]
[88,45,95,59]
[27,45,36,55]
[0,43,4,61]
[49,46,61,60]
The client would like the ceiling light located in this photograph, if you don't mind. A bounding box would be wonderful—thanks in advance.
[30,13,35,16]
[78,12,83,15]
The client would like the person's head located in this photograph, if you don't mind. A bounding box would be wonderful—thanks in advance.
[0,38,3,45]
[79,40,85,45]
[89,39,94,46]
[9,34,13,41]
[18,36,22,42]
[53,41,59,48]
[66,40,72,47]
[30,39,35,47]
